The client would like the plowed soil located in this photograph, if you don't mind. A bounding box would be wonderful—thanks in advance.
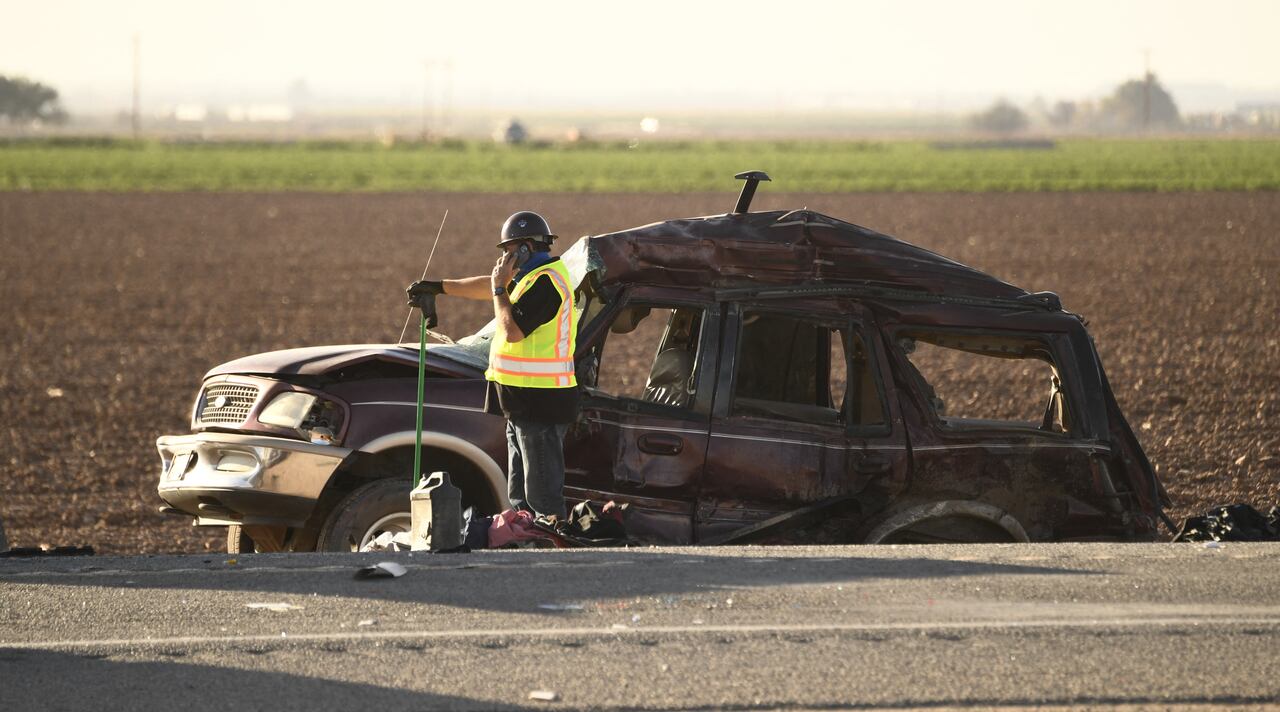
[1,192,1277,553]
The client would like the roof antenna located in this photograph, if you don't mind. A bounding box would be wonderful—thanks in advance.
[732,170,771,214]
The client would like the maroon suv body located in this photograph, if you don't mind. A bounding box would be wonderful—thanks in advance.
[157,206,1169,552]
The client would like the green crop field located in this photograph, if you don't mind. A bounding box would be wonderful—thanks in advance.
[2,137,1277,192]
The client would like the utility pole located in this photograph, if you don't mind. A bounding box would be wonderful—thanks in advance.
[131,34,141,140]
[421,59,454,140]
[427,60,437,140]
[1142,48,1152,131]
[435,59,452,136]
[445,60,455,135]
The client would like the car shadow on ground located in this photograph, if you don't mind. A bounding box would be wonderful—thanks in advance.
[0,548,1099,616]
[5,647,1275,712]
[0,649,508,712]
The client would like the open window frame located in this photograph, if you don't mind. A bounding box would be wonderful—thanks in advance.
[574,289,719,419]
[722,304,891,437]
[890,326,1079,437]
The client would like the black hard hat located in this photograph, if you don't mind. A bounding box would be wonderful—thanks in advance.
[498,211,557,247]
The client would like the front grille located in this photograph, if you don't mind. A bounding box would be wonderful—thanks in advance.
[197,383,260,425]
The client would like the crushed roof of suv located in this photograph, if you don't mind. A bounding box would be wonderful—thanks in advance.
[588,209,1028,301]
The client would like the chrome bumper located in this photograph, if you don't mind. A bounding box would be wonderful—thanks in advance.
[157,432,352,527]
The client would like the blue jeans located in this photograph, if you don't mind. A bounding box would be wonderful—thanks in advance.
[505,419,569,519]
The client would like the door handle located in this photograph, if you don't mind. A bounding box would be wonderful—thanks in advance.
[637,433,683,456]
[852,453,893,474]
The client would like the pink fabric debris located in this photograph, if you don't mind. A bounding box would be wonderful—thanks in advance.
[488,509,548,548]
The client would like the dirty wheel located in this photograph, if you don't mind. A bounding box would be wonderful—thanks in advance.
[226,525,295,553]
[316,478,413,552]
[226,524,256,554]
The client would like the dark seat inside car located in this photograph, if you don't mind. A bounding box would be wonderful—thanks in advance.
[644,348,695,408]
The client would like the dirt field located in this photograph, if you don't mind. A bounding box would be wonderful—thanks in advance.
[1,192,1276,553]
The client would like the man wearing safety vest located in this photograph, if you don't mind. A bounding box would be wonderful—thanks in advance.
[407,211,578,520]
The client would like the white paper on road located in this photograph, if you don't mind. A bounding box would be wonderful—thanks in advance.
[354,561,407,579]
[245,602,304,612]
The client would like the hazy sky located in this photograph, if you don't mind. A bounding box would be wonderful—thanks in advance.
[4,0,1278,112]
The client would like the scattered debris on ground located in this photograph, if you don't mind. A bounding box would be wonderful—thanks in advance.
[353,561,407,579]
[1173,504,1280,542]
[362,531,413,552]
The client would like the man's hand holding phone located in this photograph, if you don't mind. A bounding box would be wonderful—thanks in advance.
[492,250,518,293]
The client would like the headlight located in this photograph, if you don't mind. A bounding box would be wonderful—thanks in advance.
[258,392,317,428]
[257,391,345,444]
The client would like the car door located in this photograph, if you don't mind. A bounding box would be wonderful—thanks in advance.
[886,326,1110,541]
[563,287,720,544]
[697,299,908,542]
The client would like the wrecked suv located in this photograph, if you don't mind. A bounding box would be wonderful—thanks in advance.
[157,186,1170,552]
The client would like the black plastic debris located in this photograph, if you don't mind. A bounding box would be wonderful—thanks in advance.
[568,500,629,544]
[532,501,631,547]
[1172,504,1280,542]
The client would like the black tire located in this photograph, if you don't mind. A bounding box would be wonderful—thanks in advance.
[316,478,413,552]
[878,515,1017,544]
[226,524,256,554]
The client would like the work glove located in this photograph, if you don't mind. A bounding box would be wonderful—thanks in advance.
[407,280,445,298]
[406,281,442,329]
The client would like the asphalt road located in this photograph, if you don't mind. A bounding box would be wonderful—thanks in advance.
[2,543,1278,710]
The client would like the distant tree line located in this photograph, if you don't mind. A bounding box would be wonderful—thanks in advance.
[0,75,67,125]
[970,100,1028,133]
[971,73,1181,134]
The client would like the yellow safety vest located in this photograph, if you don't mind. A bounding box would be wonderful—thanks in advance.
[485,260,577,388]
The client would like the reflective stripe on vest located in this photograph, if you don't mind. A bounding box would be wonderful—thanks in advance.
[485,260,577,389]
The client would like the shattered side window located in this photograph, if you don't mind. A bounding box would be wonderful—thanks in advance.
[898,331,1069,433]
[589,305,704,410]
[731,311,885,428]
[566,236,609,334]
